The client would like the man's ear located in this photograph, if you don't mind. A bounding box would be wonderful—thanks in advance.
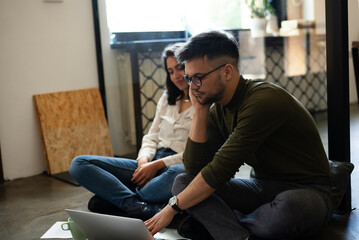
[224,64,234,80]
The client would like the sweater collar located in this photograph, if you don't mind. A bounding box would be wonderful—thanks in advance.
[223,75,246,111]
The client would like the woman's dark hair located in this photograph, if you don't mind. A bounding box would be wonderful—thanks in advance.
[162,42,186,105]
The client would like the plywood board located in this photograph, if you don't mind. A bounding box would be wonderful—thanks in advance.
[33,88,113,175]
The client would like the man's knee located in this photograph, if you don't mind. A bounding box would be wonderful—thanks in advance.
[171,173,194,196]
[249,189,329,239]
[275,189,328,220]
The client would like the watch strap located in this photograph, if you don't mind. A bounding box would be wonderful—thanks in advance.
[170,203,183,213]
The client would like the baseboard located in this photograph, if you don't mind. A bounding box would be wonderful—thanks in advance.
[52,171,79,186]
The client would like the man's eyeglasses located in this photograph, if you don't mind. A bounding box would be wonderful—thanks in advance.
[183,64,226,87]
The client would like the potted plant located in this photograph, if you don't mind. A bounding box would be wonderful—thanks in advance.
[244,0,276,37]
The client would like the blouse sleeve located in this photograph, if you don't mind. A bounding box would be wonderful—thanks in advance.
[137,93,167,161]
[158,152,183,166]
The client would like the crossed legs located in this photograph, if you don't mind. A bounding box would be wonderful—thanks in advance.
[172,173,333,240]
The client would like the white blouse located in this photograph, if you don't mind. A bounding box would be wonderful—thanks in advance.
[137,92,193,166]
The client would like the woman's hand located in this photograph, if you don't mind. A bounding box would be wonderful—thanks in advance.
[145,205,177,235]
[132,159,166,186]
[137,156,150,167]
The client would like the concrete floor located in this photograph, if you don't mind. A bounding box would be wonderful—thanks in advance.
[0,103,358,240]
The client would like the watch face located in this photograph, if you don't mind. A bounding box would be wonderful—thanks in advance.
[169,196,176,206]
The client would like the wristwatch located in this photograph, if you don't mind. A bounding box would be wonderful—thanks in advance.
[168,196,183,213]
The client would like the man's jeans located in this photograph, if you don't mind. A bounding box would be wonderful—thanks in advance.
[69,148,185,210]
[172,173,333,240]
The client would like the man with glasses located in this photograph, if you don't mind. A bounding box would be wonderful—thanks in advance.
[145,30,333,240]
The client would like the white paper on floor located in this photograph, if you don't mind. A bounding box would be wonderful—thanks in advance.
[41,221,72,239]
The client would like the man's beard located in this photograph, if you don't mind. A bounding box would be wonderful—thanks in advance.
[195,78,225,105]
[199,93,221,105]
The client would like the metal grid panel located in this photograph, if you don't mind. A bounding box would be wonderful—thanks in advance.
[239,31,327,113]
[264,41,327,112]
[137,50,166,134]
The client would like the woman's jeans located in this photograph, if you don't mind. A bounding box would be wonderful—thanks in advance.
[69,148,185,210]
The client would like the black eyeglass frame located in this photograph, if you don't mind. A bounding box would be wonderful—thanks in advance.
[183,64,226,87]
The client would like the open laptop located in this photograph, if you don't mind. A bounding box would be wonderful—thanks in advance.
[65,209,155,240]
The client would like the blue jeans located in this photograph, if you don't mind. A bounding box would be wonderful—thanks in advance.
[69,148,185,210]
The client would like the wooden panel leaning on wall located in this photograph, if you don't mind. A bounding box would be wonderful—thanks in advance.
[33,88,114,175]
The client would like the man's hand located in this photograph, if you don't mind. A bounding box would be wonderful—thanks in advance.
[187,85,211,143]
[145,205,177,235]
[146,173,215,236]
[132,159,165,186]
[188,84,211,110]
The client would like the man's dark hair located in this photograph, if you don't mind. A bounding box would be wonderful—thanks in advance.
[175,31,239,67]
[161,42,186,105]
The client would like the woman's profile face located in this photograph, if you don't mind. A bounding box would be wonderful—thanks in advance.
[166,56,188,91]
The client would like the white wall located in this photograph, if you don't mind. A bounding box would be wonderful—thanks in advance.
[0,0,99,180]
[348,0,359,103]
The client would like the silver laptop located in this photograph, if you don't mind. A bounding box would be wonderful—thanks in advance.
[65,209,154,240]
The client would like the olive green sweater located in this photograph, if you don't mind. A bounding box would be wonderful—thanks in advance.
[183,76,329,189]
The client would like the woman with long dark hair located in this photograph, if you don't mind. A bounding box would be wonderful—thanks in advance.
[69,42,193,220]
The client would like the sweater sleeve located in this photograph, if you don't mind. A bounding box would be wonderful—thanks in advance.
[183,107,226,176]
[137,93,167,161]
